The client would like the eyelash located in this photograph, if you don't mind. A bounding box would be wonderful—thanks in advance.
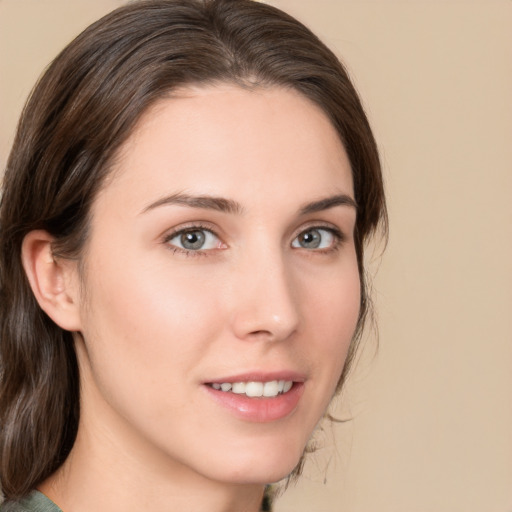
[162,223,219,257]
[291,225,345,254]
[162,223,345,257]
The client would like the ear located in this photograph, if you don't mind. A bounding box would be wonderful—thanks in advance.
[21,230,82,332]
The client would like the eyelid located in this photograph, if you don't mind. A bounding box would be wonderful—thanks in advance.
[291,222,346,251]
[160,220,347,256]
[293,221,346,240]
[162,223,226,255]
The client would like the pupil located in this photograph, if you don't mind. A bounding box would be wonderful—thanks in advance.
[181,231,205,250]
[301,230,321,248]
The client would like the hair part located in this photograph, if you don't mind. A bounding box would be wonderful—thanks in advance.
[0,0,387,500]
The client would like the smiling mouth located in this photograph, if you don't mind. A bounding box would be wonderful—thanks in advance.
[207,380,294,398]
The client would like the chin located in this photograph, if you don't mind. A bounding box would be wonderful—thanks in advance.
[203,436,307,486]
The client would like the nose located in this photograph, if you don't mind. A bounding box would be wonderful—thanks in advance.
[229,248,301,343]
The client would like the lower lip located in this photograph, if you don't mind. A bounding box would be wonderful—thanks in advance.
[204,383,305,423]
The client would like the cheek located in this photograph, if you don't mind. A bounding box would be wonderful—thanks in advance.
[78,255,224,401]
[86,248,219,331]
[307,255,360,324]
[304,259,361,379]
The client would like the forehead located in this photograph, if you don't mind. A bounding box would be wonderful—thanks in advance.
[101,84,353,210]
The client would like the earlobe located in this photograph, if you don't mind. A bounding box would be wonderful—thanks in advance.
[21,230,82,332]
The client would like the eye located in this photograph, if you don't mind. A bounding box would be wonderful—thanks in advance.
[166,228,223,252]
[291,227,338,250]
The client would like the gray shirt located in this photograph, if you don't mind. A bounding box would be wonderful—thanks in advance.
[0,491,61,512]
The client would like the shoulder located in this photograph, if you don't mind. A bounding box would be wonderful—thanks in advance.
[0,491,62,512]
[0,499,28,512]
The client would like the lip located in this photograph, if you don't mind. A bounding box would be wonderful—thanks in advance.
[202,371,306,423]
[205,371,306,385]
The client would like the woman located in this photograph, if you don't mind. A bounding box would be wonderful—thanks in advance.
[0,1,386,511]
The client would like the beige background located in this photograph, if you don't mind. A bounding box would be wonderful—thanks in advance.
[1,1,511,511]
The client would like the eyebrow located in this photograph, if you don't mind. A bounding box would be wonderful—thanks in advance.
[141,192,356,216]
[141,193,244,215]
[298,194,357,215]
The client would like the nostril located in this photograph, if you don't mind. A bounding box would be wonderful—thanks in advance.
[247,329,274,339]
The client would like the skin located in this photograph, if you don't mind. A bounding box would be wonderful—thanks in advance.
[29,84,360,512]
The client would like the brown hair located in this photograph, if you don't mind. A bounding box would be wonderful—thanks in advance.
[0,0,386,500]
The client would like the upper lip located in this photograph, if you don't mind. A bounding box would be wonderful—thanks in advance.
[204,370,306,384]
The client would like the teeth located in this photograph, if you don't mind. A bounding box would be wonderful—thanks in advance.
[246,381,263,397]
[232,382,246,394]
[210,380,294,398]
[263,381,279,397]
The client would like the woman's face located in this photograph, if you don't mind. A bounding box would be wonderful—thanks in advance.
[74,84,360,486]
